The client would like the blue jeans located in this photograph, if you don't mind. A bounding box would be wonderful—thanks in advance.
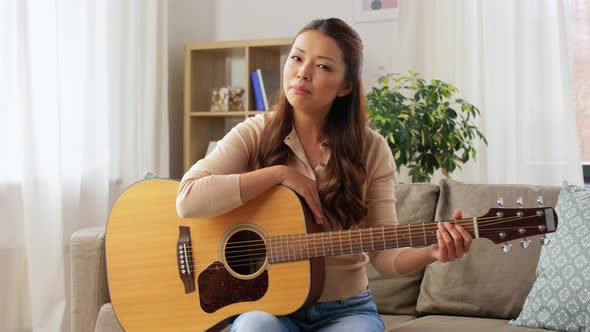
[230,289,384,332]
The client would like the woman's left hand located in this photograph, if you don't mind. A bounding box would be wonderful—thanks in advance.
[429,209,473,263]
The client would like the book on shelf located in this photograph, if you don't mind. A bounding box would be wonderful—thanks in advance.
[250,71,265,111]
[256,69,279,111]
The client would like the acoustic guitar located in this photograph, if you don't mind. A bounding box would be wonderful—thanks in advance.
[105,178,558,332]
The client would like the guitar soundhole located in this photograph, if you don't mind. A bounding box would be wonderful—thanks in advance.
[225,230,266,276]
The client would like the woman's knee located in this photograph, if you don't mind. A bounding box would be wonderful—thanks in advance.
[230,311,288,332]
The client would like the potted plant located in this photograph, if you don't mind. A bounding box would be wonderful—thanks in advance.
[366,71,487,183]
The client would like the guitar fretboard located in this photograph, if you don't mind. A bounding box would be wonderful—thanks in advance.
[267,224,460,263]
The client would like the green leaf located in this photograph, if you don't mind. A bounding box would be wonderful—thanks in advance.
[366,70,487,183]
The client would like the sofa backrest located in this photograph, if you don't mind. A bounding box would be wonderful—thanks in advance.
[369,179,562,319]
[367,183,439,316]
[419,179,561,319]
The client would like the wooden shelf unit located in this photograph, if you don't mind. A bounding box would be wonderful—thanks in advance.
[183,38,293,172]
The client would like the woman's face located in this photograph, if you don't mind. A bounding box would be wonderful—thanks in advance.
[283,30,352,116]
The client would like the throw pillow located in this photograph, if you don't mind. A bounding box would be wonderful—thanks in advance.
[143,171,161,179]
[510,182,590,332]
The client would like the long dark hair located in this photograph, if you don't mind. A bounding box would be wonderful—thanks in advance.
[256,18,367,229]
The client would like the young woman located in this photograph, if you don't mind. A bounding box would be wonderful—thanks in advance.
[177,18,472,332]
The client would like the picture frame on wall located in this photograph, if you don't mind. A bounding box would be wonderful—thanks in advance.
[353,0,399,22]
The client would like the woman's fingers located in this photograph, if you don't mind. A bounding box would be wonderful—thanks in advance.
[456,225,473,252]
[281,168,324,224]
[444,222,465,258]
[433,207,473,263]
[436,223,450,262]
[438,222,456,261]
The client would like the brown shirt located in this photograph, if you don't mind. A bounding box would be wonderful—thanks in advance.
[177,112,408,302]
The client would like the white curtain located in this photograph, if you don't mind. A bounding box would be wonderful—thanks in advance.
[396,0,583,185]
[0,0,169,331]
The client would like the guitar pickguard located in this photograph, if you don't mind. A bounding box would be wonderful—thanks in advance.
[197,261,268,313]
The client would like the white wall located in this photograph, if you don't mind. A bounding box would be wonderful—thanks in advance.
[167,0,402,178]
[212,0,400,93]
[168,0,215,179]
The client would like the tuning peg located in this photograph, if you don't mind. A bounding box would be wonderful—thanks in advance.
[501,242,513,252]
[520,238,531,248]
[517,196,523,208]
[497,196,504,208]
[537,196,544,208]
[540,235,550,246]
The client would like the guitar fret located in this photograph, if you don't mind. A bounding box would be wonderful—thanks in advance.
[313,233,318,258]
[381,226,386,250]
[291,234,295,261]
[298,234,303,260]
[287,235,290,261]
[287,235,292,261]
[293,234,298,260]
[282,236,286,261]
[321,233,326,256]
[269,237,273,263]
[307,234,311,258]
[329,233,334,256]
[284,235,288,261]
[408,225,412,247]
[359,230,363,252]
[276,236,280,262]
[395,225,399,248]
[422,223,427,246]
[292,235,295,259]
[286,235,290,261]
[370,229,375,251]
[292,234,295,260]
[349,230,353,254]
[339,230,343,255]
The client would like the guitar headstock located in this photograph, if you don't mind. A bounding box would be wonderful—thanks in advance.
[476,207,558,244]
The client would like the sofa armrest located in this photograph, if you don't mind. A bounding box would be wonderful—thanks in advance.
[71,227,110,332]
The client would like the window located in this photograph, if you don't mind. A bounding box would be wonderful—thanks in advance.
[574,0,590,185]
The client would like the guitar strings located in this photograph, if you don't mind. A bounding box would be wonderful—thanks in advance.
[187,230,542,272]
[187,226,543,272]
[187,229,541,270]
[184,215,547,270]
[184,214,543,265]
[182,213,510,251]
[207,225,543,262]
[186,224,542,268]
[206,223,542,260]
[182,213,544,251]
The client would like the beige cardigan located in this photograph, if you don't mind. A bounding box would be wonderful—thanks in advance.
[177,112,408,302]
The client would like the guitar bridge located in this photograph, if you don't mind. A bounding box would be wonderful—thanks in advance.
[177,226,195,293]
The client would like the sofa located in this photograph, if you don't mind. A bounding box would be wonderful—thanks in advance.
[71,179,562,332]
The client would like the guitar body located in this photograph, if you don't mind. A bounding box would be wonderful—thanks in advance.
[106,179,324,332]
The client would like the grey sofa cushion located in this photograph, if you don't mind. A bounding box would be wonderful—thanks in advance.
[381,314,417,332]
[70,228,110,332]
[369,183,439,316]
[417,179,561,319]
[391,315,553,331]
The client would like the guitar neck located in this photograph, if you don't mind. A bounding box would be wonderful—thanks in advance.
[267,222,469,263]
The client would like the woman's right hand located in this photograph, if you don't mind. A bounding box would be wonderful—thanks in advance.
[277,166,324,224]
